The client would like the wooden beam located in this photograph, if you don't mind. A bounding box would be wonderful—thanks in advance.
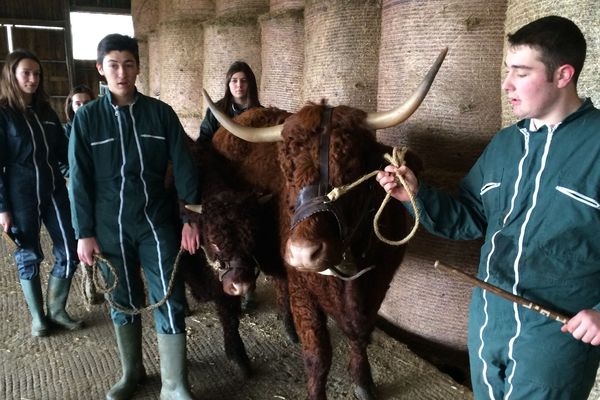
[0,18,65,27]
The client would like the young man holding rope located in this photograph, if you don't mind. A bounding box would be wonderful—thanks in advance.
[377,16,600,400]
[68,34,200,400]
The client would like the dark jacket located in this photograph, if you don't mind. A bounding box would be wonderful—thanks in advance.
[198,98,247,142]
[0,103,67,212]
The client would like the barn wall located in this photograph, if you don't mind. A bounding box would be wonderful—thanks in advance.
[132,0,600,353]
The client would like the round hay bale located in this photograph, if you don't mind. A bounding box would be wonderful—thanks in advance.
[502,1,600,126]
[216,0,269,17]
[136,36,149,95]
[132,0,159,37]
[270,0,304,12]
[259,9,305,111]
[148,32,161,98]
[375,0,507,353]
[380,229,481,351]
[377,0,506,175]
[158,0,214,23]
[303,0,381,109]
[158,20,204,138]
[201,15,262,119]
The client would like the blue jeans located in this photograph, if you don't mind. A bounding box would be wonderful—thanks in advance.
[12,189,78,280]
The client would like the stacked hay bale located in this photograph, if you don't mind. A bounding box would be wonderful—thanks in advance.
[270,0,304,13]
[376,0,508,353]
[216,0,269,17]
[200,2,267,129]
[303,0,381,109]
[259,6,305,111]
[131,0,158,96]
[158,0,214,138]
[502,0,600,125]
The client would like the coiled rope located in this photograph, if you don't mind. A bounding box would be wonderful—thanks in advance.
[326,146,420,246]
[80,249,185,315]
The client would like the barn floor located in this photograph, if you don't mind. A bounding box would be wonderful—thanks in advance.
[0,231,477,400]
[3,232,594,400]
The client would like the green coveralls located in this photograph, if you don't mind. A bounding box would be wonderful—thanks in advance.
[68,91,199,334]
[411,99,600,399]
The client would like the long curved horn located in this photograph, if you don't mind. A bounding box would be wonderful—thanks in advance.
[202,89,283,143]
[366,47,448,130]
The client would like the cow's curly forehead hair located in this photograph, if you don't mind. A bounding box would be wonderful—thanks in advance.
[279,102,376,191]
[200,192,258,261]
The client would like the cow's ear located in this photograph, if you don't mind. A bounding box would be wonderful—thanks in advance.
[210,243,220,254]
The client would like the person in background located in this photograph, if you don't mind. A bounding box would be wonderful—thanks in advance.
[69,34,200,400]
[0,49,84,337]
[60,84,95,178]
[198,60,262,312]
[64,84,95,139]
[198,60,262,142]
[377,16,600,400]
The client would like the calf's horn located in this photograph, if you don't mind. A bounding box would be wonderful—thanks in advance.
[185,204,203,214]
[202,89,284,143]
[365,47,447,130]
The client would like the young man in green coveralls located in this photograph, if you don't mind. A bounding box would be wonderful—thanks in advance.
[377,16,600,400]
[68,34,201,400]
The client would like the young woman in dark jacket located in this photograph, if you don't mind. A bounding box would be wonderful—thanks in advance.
[0,49,83,337]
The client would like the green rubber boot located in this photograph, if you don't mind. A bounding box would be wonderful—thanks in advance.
[157,333,195,400]
[106,320,147,400]
[46,275,84,330]
[20,276,49,337]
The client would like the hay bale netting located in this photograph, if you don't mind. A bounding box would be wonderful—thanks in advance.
[216,0,269,17]
[148,32,161,97]
[303,0,381,109]
[376,0,508,352]
[132,0,159,96]
[158,0,214,138]
[136,37,150,95]
[158,0,214,22]
[259,9,305,111]
[132,0,159,37]
[201,15,262,120]
[502,0,600,126]
[270,0,304,12]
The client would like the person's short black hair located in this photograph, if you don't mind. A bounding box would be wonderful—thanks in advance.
[507,15,586,83]
[96,34,140,65]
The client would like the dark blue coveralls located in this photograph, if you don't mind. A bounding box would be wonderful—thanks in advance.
[69,91,199,334]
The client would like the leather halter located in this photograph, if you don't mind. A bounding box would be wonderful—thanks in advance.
[291,107,346,238]
[289,107,375,268]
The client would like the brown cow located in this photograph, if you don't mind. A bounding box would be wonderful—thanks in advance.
[205,49,447,400]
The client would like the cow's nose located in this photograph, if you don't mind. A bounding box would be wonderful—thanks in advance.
[285,238,326,271]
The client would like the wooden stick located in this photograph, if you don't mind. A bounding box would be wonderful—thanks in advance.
[434,260,571,324]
